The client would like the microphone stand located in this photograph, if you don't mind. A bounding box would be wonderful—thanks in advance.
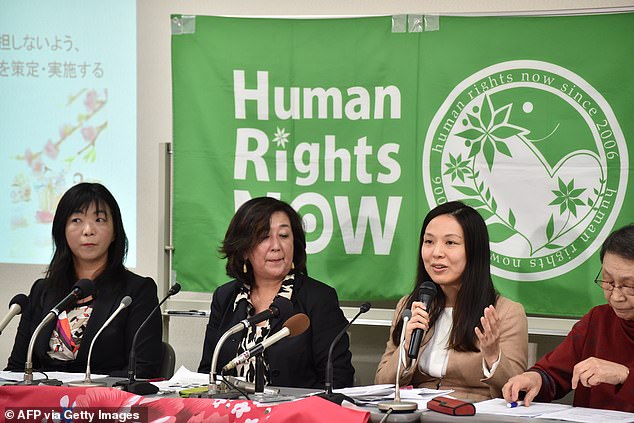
[68,296,132,387]
[208,296,292,394]
[209,324,246,394]
[113,284,180,395]
[22,279,95,385]
[378,310,417,413]
[23,313,57,385]
[317,303,371,405]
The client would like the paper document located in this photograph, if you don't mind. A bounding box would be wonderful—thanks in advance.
[334,384,452,409]
[0,371,107,384]
[539,407,634,423]
[151,365,209,393]
[475,398,570,417]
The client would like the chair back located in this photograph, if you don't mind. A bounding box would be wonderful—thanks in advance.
[160,341,176,379]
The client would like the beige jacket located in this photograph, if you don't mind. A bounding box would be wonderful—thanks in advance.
[375,295,528,402]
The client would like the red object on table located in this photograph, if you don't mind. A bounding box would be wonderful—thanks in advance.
[0,385,370,423]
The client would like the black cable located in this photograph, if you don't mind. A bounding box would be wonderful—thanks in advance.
[220,369,251,400]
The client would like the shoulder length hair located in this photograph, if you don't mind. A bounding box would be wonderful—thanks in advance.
[391,201,498,352]
[220,197,307,285]
[46,182,128,296]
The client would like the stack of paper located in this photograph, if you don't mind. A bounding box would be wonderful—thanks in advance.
[333,384,453,409]
[475,399,634,422]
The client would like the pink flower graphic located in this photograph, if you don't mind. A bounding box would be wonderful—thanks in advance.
[84,89,98,112]
[24,149,33,166]
[44,139,59,159]
[81,126,97,143]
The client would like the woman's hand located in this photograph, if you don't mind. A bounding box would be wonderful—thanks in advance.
[475,305,500,368]
[572,357,630,388]
[403,301,430,353]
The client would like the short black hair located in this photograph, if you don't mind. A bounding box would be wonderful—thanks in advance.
[600,224,634,262]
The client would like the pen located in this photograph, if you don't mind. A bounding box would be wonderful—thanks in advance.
[506,401,524,408]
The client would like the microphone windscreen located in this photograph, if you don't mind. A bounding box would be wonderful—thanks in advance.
[168,283,181,296]
[284,313,310,337]
[401,309,412,320]
[420,281,437,298]
[270,296,293,320]
[74,279,96,298]
[360,302,371,313]
[121,296,133,308]
[9,294,28,311]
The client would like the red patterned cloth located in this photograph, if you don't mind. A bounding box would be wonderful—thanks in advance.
[0,386,370,423]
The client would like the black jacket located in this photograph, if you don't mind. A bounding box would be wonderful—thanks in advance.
[198,273,355,389]
[5,270,162,378]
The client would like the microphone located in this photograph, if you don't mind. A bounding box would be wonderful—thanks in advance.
[408,281,438,359]
[0,294,28,335]
[51,278,96,316]
[378,309,418,413]
[113,283,180,395]
[209,296,293,390]
[317,302,371,405]
[237,296,293,332]
[23,279,96,384]
[222,313,310,372]
[68,296,132,387]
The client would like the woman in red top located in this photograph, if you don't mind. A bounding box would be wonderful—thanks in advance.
[503,224,634,412]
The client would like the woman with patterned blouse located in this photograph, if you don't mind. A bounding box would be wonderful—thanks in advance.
[198,197,354,389]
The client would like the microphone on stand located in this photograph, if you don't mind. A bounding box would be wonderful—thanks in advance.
[0,294,28,335]
[378,309,418,413]
[209,296,293,391]
[317,302,371,405]
[23,279,96,385]
[68,296,132,387]
[113,283,180,395]
[222,313,310,372]
[408,281,437,359]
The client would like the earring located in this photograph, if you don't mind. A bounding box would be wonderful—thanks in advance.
[291,261,295,270]
[243,262,248,273]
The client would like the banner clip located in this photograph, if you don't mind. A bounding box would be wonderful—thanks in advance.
[171,15,196,35]
[423,14,440,32]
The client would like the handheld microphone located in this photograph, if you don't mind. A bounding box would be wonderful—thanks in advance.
[68,296,132,387]
[0,294,28,335]
[317,302,371,405]
[378,309,418,413]
[408,281,437,359]
[222,313,310,372]
[209,296,293,389]
[113,283,180,395]
[23,279,96,384]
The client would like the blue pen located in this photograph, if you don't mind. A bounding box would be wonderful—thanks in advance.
[506,401,524,408]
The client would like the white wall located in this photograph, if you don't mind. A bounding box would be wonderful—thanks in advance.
[1,0,632,382]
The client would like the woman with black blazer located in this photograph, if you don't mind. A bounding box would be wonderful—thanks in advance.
[198,197,354,389]
[5,183,162,378]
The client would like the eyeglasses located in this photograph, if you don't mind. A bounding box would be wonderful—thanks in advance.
[594,268,634,296]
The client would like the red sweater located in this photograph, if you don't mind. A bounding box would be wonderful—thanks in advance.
[531,304,634,412]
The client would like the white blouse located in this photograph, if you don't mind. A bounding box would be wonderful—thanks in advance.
[418,307,453,378]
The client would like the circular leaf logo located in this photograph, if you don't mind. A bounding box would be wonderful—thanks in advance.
[423,60,628,281]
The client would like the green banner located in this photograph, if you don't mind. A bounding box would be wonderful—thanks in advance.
[171,14,633,317]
